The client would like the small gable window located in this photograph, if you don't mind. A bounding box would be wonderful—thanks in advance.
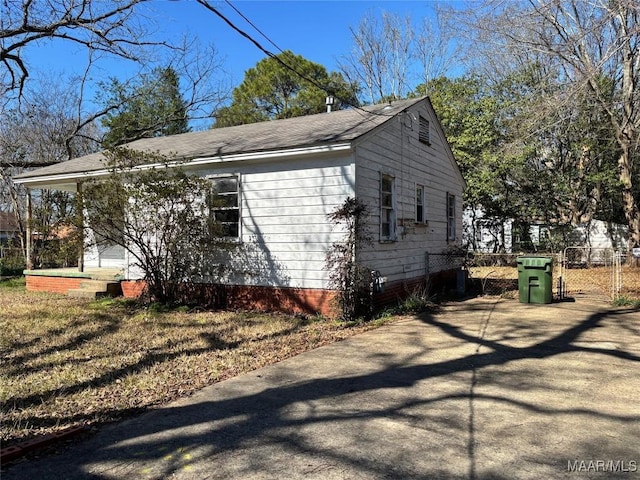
[419,115,430,145]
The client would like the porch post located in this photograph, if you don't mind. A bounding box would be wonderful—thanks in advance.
[76,182,84,272]
[25,188,33,270]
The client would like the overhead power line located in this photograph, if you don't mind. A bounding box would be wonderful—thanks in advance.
[224,0,285,55]
[195,0,394,117]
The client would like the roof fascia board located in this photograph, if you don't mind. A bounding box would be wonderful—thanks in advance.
[186,143,352,167]
[423,97,467,190]
[14,143,353,188]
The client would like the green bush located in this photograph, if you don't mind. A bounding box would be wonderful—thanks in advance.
[376,287,436,318]
[0,276,26,289]
[0,251,26,277]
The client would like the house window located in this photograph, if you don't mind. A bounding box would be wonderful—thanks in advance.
[209,175,240,239]
[447,192,456,241]
[381,173,396,241]
[419,115,430,145]
[416,184,425,223]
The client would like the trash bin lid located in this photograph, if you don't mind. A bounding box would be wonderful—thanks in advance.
[516,256,553,267]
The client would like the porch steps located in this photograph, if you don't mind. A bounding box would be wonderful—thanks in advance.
[67,280,123,299]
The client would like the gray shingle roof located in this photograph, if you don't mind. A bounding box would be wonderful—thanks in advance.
[14,97,424,181]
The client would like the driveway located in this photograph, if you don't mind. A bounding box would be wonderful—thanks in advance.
[3,298,639,479]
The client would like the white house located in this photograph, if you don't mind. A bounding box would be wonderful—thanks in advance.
[14,97,465,315]
[465,207,629,254]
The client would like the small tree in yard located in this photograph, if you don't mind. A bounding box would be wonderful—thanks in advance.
[325,197,372,322]
[82,148,235,304]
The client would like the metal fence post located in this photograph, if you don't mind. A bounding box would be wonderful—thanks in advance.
[612,251,622,300]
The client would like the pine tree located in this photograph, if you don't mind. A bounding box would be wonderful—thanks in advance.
[101,67,190,148]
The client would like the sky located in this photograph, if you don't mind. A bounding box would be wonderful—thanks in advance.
[22,1,456,122]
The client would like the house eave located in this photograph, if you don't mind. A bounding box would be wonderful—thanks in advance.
[187,142,352,167]
[14,143,353,189]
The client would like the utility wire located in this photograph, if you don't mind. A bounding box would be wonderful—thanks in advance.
[196,0,395,117]
[223,1,308,92]
[224,0,285,55]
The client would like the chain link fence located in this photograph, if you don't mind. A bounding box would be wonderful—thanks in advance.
[560,248,639,300]
[465,253,559,299]
[426,249,640,301]
[425,251,468,297]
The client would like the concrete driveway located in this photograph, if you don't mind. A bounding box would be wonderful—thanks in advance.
[3,298,639,479]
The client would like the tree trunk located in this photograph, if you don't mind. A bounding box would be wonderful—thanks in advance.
[619,145,640,252]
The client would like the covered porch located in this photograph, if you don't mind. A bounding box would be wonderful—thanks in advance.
[15,171,130,296]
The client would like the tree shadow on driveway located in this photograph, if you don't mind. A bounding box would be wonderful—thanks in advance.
[3,299,639,479]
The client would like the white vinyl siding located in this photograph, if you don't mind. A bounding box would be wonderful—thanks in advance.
[355,101,464,284]
[83,204,126,269]
[196,154,355,289]
[114,98,464,291]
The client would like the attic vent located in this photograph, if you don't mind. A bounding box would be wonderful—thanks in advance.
[419,115,430,145]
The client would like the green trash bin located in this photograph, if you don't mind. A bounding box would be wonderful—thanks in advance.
[516,256,553,304]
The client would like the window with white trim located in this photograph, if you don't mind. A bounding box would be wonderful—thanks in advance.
[446,192,456,241]
[416,184,425,223]
[209,175,240,239]
[380,173,396,241]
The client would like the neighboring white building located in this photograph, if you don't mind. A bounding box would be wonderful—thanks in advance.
[465,207,629,253]
[14,97,465,315]
[463,208,514,253]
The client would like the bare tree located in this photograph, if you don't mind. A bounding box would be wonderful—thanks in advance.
[98,42,230,146]
[339,7,461,103]
[170,40,231,127]
[339,11,414,103]
[1,0,231,269]
[457,0,640,248]
[1,44,229,259]
[1,77,100,167]
[0,0,167,101]
[414,5,461,93]
[0,79,99,257]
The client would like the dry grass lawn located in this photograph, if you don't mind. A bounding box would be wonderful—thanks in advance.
[0,279,388,446]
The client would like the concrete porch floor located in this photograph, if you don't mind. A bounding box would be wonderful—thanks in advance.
[23,267,126,298]
[23,267,125,281]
